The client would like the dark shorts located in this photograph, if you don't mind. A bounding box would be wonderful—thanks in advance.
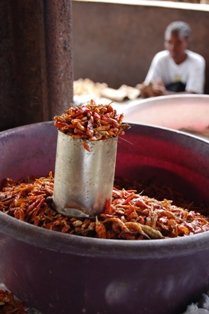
[166,81,186,92]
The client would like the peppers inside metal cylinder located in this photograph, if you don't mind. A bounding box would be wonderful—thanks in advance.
[53,100,129,217]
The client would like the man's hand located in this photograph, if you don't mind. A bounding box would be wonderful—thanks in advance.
[137,80,166,98]
[152,80,166,96]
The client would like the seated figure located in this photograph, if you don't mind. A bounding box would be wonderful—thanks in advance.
[139,21,206,98]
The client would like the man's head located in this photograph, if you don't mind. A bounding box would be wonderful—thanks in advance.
[164,21,192,64]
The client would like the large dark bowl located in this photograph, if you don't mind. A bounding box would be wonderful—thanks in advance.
[1,121,209,314]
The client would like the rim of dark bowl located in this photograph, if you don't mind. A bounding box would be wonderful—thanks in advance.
[1,210,209,259]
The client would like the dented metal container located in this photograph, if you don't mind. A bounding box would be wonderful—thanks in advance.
[53,131,118,217]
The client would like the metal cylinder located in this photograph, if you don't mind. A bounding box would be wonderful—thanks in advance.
[53,131,118,217]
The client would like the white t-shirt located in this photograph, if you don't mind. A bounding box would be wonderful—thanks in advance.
[144,50,205,94]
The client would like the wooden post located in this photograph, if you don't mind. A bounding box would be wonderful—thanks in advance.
[0,0,73,131]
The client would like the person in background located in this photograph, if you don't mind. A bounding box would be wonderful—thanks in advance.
[139,21,206,98]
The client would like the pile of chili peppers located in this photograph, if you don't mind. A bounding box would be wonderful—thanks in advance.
[1,172,209,239]
[0,288,27,314]
[54,99,129,141]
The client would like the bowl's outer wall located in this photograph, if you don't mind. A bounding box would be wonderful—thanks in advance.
[1,122,209,313]
[0,235,209,314]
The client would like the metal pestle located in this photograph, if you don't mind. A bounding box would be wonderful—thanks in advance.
[53,130,118,217]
